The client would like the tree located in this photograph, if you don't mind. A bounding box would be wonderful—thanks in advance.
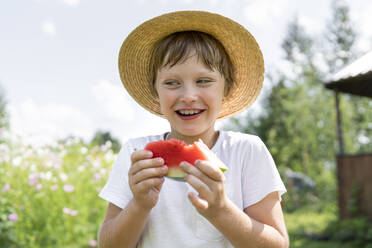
[324,0,359,74]
[225,1,372,211]
[281,16,317,82]
[228,17,337,176]
[90,130,121,153]
[323,0,372,154]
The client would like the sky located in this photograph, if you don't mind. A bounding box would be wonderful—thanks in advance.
[1,0,371,147]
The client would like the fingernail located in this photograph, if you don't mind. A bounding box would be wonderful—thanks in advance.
[180,162,186,167]
[157,157,164,163]
[146,150,153,156]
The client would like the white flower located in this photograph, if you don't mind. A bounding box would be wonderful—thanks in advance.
[59,173,68,182]
[41,171,52,181]
[12,157,22,167]
[80,147,88,154]
[104,150,114,162]
[30,163,37,172]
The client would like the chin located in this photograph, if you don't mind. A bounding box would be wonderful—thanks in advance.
[175,127,205,138]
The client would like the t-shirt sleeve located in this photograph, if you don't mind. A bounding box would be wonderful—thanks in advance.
[241,136,286,209]
[98,141,134,209]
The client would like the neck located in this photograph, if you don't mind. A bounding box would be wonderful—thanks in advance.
[167,129,219,149]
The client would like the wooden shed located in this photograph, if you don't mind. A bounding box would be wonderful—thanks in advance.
[325,50,372,219]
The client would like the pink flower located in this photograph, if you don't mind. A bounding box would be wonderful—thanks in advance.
[63,207,78,216]
[70,210,78,216]
[2,183,10,192]
[8,213,18,222]
[63,184,74,192]
[63,207,71,214]
[88,240,97,247]
[28,173,40,186]
[94,173,101,181]
[50,185,58,191]
[35,184,42,191]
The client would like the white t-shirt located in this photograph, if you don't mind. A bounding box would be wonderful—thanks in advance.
[99,131,286,248]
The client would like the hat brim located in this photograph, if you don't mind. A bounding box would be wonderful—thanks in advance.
[118,10,264,119]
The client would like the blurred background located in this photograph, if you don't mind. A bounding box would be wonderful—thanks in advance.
[1,0,372,247]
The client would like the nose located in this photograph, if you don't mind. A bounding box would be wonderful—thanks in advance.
[180,84,198,104]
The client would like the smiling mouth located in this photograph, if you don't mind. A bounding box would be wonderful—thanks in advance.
[176,109,205,116]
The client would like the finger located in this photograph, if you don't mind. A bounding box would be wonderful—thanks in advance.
[132,166,168,185]
[188,192,208,210]
[180,161,215,186]
[130,157,165,176]
[136,177,165,193]
[131,149,153,164]
[195,160,224,182]
[184,173,212,199]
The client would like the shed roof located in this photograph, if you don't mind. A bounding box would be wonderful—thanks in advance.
[325,50,372,98]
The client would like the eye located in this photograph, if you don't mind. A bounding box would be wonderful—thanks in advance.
[163,81,180,87]
[197,78,213,85]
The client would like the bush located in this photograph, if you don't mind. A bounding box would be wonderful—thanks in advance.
[0,198,20,247]
[324,217,372,246]
[281,166,337,213]
[0,137,115,247]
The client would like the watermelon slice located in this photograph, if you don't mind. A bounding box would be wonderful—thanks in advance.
[145,138,227,181]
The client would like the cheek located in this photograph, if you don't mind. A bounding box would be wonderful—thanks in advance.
[204,91,223,110]
[157,90,174,112]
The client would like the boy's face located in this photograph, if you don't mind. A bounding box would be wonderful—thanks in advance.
[155,53,225,138]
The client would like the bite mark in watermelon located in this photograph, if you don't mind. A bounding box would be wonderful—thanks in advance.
[145,138,227,181]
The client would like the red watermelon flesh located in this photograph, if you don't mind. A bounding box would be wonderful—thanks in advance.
[145,138,227,180]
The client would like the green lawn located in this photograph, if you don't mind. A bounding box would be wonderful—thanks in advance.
[285,205,371,248]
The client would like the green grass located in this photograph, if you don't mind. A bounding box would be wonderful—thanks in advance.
[285,204,372,248]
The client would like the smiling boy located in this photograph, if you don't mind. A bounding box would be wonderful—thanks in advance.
[98,11,288,248]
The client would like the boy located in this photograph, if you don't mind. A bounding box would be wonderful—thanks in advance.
[98,11,288,248]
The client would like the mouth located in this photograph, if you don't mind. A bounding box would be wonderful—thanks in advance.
[175,109,205,119]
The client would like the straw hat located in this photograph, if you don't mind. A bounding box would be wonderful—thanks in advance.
[118,10,264,119]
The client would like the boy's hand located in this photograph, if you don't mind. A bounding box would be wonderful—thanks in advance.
[180,160,229,219]
[129,149,168,212]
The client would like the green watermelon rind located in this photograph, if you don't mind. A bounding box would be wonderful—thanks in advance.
[166,167,185,181]
[167,167,185,177]
[195,139,228,173]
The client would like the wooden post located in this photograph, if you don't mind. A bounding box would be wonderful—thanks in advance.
[335,90,345,155]
[335,90,345,220]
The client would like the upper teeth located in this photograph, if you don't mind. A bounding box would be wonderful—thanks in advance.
[178,110,201,115]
